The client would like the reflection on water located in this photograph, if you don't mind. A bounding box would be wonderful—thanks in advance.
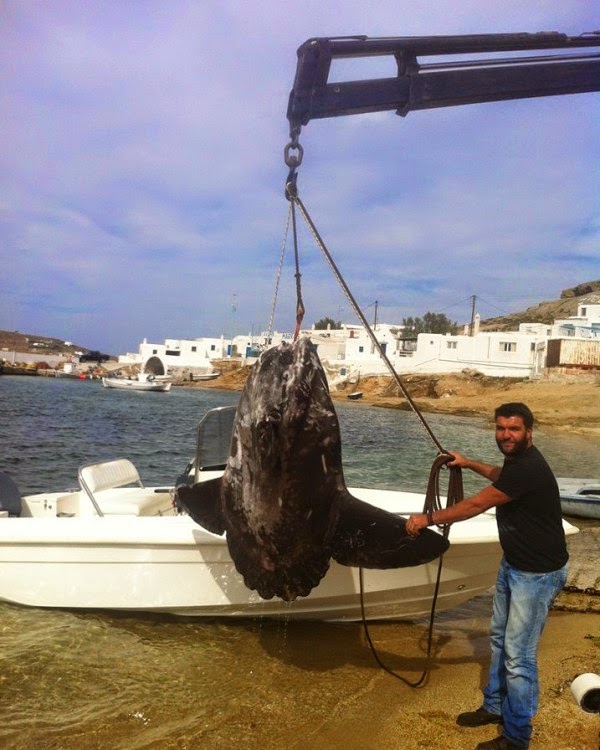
[0,376,598,748]
[0,594,495,750]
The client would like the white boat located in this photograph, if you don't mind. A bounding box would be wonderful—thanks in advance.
[347,391,363,400]
[192,371,221,381]
[0,408,578,621]
[102,374,172,392]
[557,477,600,520]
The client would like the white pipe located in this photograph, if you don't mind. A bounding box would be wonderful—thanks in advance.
[570,673,600,713]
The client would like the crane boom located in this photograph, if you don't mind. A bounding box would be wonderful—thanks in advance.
[287,32,600,131]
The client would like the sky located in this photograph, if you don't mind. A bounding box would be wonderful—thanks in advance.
[1,1,599,355]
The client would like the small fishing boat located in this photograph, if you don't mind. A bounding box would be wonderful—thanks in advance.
[191,371,220,381]
[0,408,579,621]
[347,391,363,400]
[557,477,600,520]
[102,374,172,392]
[0,485,510,620]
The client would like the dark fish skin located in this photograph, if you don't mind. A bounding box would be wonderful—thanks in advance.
[177,337,449,602]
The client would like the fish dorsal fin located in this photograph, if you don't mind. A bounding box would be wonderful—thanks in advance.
[176,478,226,535]
[331,491,449,568]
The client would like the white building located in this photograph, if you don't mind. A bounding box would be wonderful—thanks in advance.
[117,301,599,381]
[315,301,600,379]
[117,331,295,372]
[401,330,540,377]
[118,336,229,371]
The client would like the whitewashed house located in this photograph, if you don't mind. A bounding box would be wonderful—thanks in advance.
[118,336,229,370]
[400,330,540,377]
[542,301,600,371]
[116,300,599,381]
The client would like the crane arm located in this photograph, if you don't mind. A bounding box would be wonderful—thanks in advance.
[287,32,600,131]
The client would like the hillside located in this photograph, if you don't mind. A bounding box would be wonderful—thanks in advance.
[478,280,600,332]
[0,330,91,357]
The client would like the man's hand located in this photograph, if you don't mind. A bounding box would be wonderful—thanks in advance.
[446,451,469,468]
[406,513,429,537]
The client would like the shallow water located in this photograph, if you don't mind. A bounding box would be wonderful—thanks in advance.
[0,375,598,749]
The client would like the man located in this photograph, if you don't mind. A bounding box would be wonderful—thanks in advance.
[406,402,568,750]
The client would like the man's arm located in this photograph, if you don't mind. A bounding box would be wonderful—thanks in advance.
[406,482,511,537]
[447,451,502,482]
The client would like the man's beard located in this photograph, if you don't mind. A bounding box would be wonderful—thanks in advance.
[496,434,529,458]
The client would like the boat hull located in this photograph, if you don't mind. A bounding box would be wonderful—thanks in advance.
[560,494,600,520]
[558,477,600,520]
[0,488,577,620]
[102,377,171,392]
[0,516,501,620]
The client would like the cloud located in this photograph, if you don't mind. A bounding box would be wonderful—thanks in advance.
[1,0,599,351]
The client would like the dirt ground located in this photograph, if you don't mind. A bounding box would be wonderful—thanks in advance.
[184,361,600,436]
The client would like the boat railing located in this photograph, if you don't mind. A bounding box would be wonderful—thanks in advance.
[193,406,236,482]
[176,406,237,486]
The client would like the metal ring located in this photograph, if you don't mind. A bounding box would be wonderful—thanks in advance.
[284,141,304,168]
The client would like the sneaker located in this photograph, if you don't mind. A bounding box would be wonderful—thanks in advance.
[475,736,529,749]
[456,706,502,727]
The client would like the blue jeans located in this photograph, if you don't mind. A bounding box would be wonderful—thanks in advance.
[482,557,567,748]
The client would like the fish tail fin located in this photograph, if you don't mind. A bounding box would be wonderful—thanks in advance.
[332,492,449,568]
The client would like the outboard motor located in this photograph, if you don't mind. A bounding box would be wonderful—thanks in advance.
[0,472,22,517]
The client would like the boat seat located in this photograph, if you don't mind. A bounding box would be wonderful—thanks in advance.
[0,472,22,517]
[78,459,158,516]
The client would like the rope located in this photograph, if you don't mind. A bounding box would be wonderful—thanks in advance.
[290,190,445,453]
[267,202,292,342]
[290,198,305,341]
[358,455,463,686]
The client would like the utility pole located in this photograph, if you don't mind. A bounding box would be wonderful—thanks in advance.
[229,293,238,356]
[373,300,378,331]
[469,295,477,336]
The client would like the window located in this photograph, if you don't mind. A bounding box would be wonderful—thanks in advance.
[191,346,197,352]
[166,350,181,356]
[210,344,216,351]
[581,307,587,316]
[358,346,364,353]
[446,341,457,349]
[499,342,516,353]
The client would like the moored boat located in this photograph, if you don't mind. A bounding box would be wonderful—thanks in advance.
[191,371,220,381]
[0,408,579,621]
[0,498,510,620]
[347,391,363,400]
[102,375,172,392]
[557,477,600,520]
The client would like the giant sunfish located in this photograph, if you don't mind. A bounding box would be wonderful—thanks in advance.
[176,337,449,601]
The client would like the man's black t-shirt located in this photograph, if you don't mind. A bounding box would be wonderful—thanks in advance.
[493,445,568,572]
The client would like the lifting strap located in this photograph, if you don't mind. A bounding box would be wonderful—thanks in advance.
[359,454,463,687]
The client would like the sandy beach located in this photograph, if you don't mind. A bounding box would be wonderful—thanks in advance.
[296,608,599,750]
[271,526,598,750]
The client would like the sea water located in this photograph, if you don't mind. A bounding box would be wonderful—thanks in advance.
[0,375,598,750]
